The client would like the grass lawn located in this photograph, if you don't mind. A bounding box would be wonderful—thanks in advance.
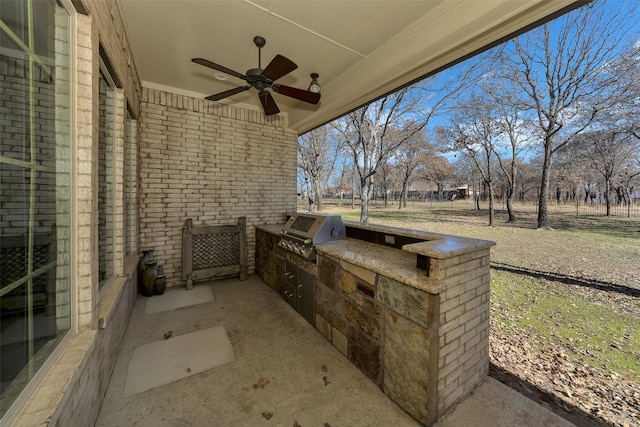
[310,199,640,424]
[491,271,640,375]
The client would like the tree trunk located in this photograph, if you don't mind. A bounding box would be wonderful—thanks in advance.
[506,188,516,222]
[383,184,388,207]
[605,178,611,216]
[584,185,589,203]
[505,160,517,222]
[312,176,323,212]
[398,179,409,209]
[351,170,356,209]
[360,178,373,222]
[487,180,494,226]
[537,144,553,229]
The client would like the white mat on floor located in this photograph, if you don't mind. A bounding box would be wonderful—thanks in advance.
[145,285,215,314]
[123,326,235,396]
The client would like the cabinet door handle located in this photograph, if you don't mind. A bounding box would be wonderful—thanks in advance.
[298,284,304,297]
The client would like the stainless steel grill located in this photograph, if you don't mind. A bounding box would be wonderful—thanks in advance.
[278,213,346,261]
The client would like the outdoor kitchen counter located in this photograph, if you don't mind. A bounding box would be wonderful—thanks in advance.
[255,220,495,424]
[316,220,495,294]
[316,238,447,294]
[255,223,285,235]
[255,221,495,294]
[342,220,496,260]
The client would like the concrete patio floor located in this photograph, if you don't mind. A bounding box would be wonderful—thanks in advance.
[96,275,574,427]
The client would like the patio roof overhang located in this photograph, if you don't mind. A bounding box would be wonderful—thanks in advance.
[116,0,586,135]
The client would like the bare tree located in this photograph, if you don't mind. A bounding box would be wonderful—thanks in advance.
[487,83,536,222]
[331,156,352,207]
[332,58,483,222]
[332,88,428,222]
[377,161,403,207]
[422,155,454,202]
[441,95,500,226]
[514,161,539,201]
[578,130,639,215]
[298,127,341,212]
[498,1,639,228]
[392,128,433,209]
[619,158,640,217]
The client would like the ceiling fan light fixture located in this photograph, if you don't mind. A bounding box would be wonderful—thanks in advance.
[308,73,321,93]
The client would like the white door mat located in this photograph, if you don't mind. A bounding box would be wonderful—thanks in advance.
[145,285,215,314]
[123,326,235,396]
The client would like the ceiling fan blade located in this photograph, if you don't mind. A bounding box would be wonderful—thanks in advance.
[258,90,280,116]
[192,58,246,80]
[262,54,297,81]
[205,86,251,101]
[272,84,321,105]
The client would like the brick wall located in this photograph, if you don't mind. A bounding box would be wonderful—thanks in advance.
[139,88,298,287]
[430,250,491,414]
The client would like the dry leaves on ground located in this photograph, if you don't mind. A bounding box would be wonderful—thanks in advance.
[253,377,270,389]
[491,327,640,426]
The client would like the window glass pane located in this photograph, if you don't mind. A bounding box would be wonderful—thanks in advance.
[0,1,28,47]
[124,112,132,255]
[0,282,30,409]
[0,55,30,163]
[98,69,114,287]
[0,0,71,419]
[34,60,56,169]
[0,165,30,286]
[32,0,54,59]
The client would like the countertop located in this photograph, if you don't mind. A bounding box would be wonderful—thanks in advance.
[256,221,495,294]
[255,223,285,235]
[316,238,446,294]
[343,220,496,260]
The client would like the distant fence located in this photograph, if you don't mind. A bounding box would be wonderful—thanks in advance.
[432,198,640,218]
[318,197,640,218]
[513,199,639,218]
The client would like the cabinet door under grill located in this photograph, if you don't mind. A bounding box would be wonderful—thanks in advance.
[297,269,315,325]
[282,261,315,325]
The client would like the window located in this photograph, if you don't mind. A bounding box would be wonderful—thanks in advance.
[98,67,115,287]
[124,108,137,257]
[0,0,72,419]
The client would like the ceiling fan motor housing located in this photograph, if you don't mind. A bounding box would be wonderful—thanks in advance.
[246,68,272,90]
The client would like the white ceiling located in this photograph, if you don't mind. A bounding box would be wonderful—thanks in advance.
[116,0,581,134]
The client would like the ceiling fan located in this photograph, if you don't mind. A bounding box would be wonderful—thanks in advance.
[192,36,321,116]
